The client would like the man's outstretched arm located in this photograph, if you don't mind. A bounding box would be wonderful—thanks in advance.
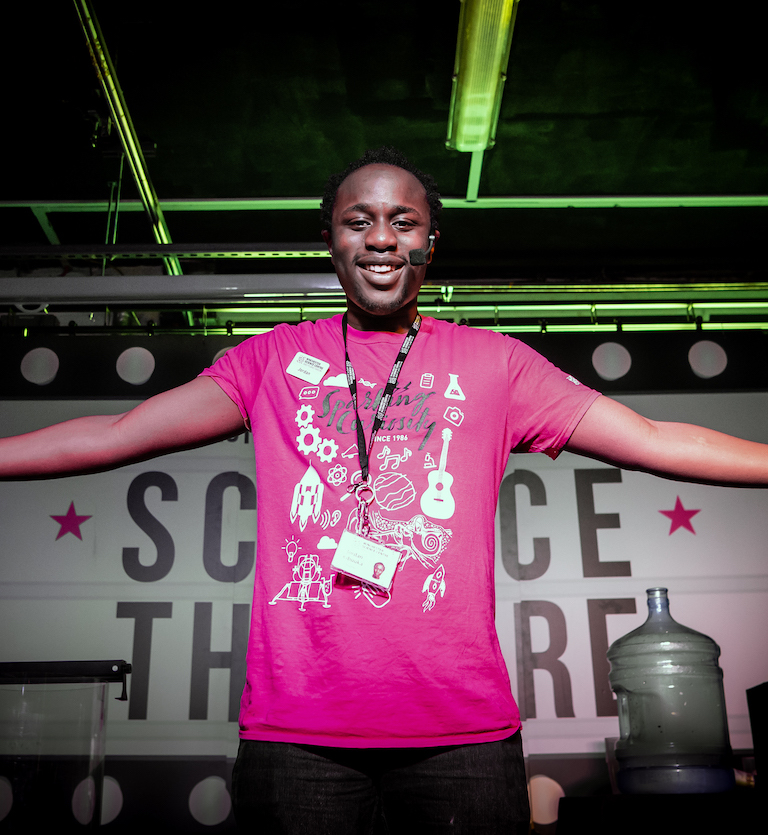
[566,395,768,487]
[0,376,245,479]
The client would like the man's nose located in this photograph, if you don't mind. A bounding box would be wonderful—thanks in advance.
[365,220,397,251]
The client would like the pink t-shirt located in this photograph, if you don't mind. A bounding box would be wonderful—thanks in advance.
[201,315,599,747]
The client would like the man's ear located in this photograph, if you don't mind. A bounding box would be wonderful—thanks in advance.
[321,229,333,261]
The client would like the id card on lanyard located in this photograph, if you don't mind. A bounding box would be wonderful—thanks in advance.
[330,314,422,591]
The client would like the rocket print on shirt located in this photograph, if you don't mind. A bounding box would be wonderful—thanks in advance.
[422,564,446,612]
[290,464,324,530]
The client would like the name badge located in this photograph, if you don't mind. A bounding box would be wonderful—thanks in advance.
[331,529,399,591]
[286,352,330,385]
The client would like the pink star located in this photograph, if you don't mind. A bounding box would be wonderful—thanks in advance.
[50,502,92,541]
[659,496,700,535]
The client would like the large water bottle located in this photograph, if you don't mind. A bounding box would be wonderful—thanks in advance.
[607,587,735,793]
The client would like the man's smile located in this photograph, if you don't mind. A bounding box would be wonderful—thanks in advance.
[363,264,400,274]
[356,256,408,279]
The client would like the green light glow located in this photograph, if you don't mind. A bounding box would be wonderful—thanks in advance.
[494,303,593,313]
[594,302,689,311]
[446,0,520,152]
[8,195,768,217]
[441,196,768,209]
[174,250,330,259]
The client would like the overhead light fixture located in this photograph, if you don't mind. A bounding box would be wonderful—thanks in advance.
[446,0,521,153]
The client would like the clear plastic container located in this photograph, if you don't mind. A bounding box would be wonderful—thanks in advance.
[607,588,734,793]
[0,660,130,827]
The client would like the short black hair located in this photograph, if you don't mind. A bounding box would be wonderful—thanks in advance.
[321,147,442,234]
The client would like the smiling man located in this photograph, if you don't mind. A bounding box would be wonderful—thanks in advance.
[4,147,768,834]
[320,159,439,331]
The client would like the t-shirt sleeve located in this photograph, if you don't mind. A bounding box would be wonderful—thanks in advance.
[198,335,268,431]
[505,337,601,459]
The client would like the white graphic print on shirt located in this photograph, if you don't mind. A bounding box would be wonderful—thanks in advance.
[278,362,463,613]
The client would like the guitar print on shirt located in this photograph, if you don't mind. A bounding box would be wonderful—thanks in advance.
[420,428,455,520]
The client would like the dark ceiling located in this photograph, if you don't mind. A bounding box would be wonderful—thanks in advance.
[2,0,767,285]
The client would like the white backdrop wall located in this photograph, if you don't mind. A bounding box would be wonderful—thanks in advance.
[1,391,767,759]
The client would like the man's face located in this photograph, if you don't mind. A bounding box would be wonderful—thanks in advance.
[322,164,438,332]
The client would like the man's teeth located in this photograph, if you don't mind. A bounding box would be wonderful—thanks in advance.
[365,264,398,273]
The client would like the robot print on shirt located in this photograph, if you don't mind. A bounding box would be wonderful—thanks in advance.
[269,551,333,611]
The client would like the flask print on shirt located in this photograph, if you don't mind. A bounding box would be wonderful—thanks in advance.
[443,373,465,401]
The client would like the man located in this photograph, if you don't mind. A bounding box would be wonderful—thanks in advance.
[2,148,768,833]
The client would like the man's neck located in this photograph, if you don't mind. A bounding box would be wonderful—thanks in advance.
[344,302,419,334]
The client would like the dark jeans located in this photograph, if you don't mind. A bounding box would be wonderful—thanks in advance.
[232,732,530,834]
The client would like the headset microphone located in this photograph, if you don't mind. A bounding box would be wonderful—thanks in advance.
[408,234,436,267]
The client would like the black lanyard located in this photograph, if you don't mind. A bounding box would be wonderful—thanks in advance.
[342,313,422,486]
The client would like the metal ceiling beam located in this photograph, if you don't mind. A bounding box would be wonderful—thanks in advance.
[72,0,182,276]
[3,275,768,305]
[6,193,768,224]
[0,244,331,260]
